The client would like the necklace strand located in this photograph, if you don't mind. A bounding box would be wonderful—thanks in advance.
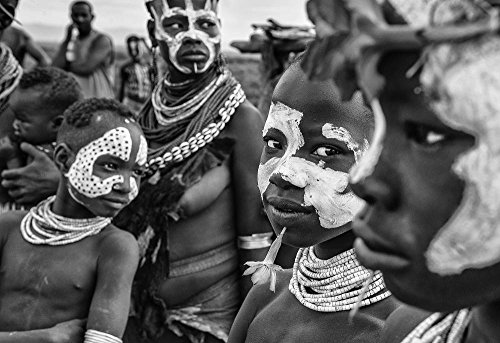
[20,196,112,246]
[289,247,391,312]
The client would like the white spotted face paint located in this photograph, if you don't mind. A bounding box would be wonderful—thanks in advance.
[66,127,133,198]
[149,0,221,74]
[258,102,365,229]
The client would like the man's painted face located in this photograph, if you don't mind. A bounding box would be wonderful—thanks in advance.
[351,1,500,312]
[148,0,221,74]
[66,123,148,218]
[71,3,93,33]
[258,66,369,247]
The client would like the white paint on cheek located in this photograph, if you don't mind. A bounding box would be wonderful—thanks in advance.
[129,177,139,201]
[136,135,148,166]
[66,127,132,198]
[277,156,365,228]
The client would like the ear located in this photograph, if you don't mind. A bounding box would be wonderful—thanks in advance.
[50,115,64,131]
[147,19,158,47]
[53,143,74,174]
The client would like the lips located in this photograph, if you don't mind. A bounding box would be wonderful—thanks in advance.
[352,207,411,272]
[180,49,208,62]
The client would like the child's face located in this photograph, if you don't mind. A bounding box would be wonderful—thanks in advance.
[351,53,500,312]
[258,66,369,248]
[10,89,57,145]
[66,117,148,218]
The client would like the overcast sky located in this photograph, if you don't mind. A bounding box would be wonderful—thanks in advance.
[15,0,311,49]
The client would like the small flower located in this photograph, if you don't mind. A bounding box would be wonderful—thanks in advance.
[243,227,287,292]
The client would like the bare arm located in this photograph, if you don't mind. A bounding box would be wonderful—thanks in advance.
[226,101,274,296]
[69,34,113,76]
[24,35,51,67]
[86,229,139,338]
[0,319,86,343]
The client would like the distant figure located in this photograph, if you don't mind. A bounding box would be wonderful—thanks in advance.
[0,25,51,67]
[52,0,115,99]
[0,67,83,213]
[118,35,153,115]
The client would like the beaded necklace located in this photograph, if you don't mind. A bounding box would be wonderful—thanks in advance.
[402,309,471,343]
[20,196,112,246]
[289,247,391,312]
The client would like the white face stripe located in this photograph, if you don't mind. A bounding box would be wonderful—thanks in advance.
[66,127,132,198]
[151,0,221,74]
[322,124,369,163]
[258,102,365,229]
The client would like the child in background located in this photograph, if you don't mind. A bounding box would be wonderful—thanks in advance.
[0,98,147,342]
[0,67,82,212]
[228,59,398,343]
[118,35,153,115]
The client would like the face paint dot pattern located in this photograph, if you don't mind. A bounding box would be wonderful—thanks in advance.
[66,127,132,198]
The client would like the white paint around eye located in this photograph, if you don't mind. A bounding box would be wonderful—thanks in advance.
[258,101,365,229]
[66,127,132,198]
[322,124,368,162]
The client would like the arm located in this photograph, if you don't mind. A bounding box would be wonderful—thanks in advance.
[0,319,86,343]
[1,142,59,205]
[227,101,274,296]
[24,35,51,67]
[69,35,113,76]
[86,230,139,338]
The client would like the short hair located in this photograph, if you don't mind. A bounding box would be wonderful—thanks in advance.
[58,98,137,150]
[70,0,93,13]
[19,67,83,118]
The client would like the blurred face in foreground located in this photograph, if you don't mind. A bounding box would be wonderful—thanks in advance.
[258,63,370,248]
[351,50,500,312]
[147,0,221,75]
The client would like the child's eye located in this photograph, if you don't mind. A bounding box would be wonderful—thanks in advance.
[103,162,118,171]
[133,168,146,178]
[405,122,447,148]
[313,146,341,157]
[265,138,282,150]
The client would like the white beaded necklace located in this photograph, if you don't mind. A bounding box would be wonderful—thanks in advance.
[151,71,229,126]
[402,309,471,343]
[20,196,112,246]
[289,247,391,312]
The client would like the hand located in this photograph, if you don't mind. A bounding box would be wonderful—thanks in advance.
[1,142,59,205]
[46,319,86,343]
[65,24,76,41]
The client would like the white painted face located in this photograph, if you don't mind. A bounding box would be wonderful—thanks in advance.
[258,102,366,229]
[149,0,221,74]
[66,127,147,202]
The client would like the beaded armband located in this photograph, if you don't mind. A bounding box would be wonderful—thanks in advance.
[84,329,122,343]
[238,232,273,250]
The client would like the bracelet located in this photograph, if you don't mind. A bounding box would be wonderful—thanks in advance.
[84,329,122,343]
[238,233,273,250]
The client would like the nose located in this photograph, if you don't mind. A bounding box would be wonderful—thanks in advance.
[183,32,203,45]
[112,175,132,194]
[269,170,300,191]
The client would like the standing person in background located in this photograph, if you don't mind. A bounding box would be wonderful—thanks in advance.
[0,25,51,67]
[115,0,275,342]
[118,35,154,115]
[52,0,114,99]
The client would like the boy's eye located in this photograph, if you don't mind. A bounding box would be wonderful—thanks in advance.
[405,122,447,147]
[313,146,341,157]
[133,168,146,178]
[103,162,118,171]
[265,138,282,150]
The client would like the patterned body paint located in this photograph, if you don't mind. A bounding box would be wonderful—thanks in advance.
[148,0,221,74]
[66,127,147,202]
[258,102,365,229]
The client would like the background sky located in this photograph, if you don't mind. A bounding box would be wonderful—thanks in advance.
[15,0,311,50]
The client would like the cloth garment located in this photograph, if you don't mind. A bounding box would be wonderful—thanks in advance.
[70,30,114,99]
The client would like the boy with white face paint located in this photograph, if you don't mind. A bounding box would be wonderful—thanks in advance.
[0,98,147,343]
[228,59,399,343]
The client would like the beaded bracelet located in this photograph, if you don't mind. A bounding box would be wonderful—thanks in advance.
[84,329,122,343]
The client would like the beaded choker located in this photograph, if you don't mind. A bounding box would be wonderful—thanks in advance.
[289,247,391,312]
[20,196,112,246]
[402,309,471,343]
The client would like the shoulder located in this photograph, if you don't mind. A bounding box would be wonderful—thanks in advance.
[231,99,264,128]
[0,210,27,242]
[91,31,113,47]
[225,99,264,143]
[247,268,292,312]
[380,305,432,343]
[97,224,139,262]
